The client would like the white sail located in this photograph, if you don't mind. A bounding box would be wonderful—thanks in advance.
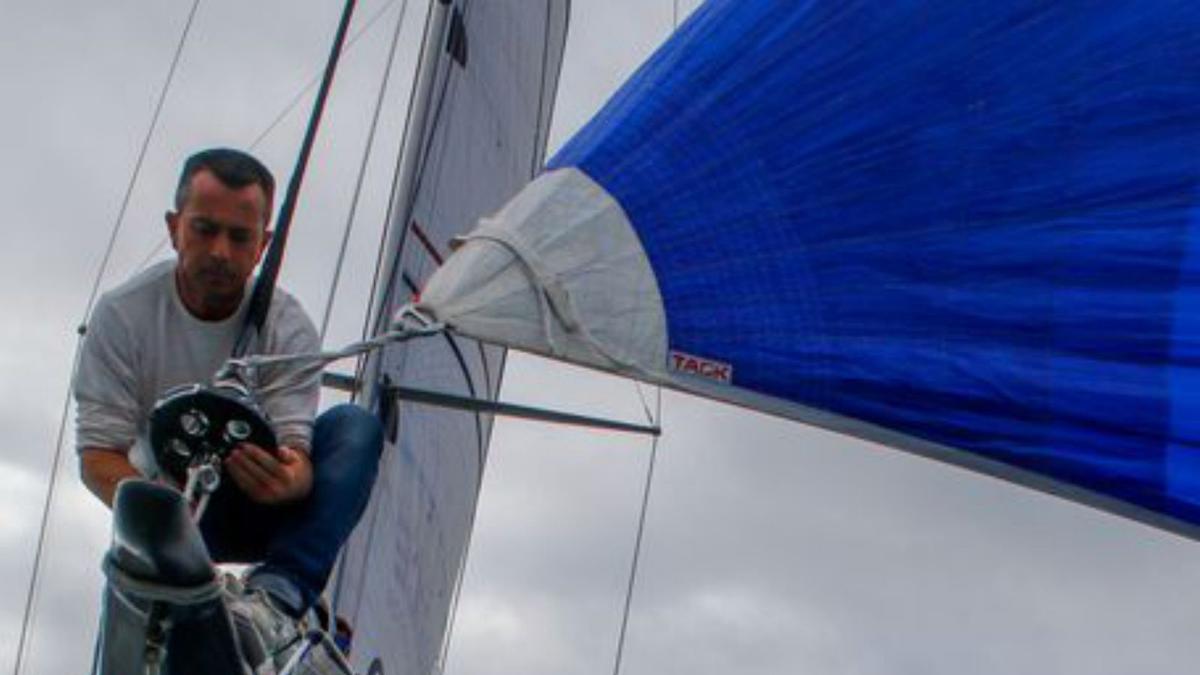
[332,2,569,673]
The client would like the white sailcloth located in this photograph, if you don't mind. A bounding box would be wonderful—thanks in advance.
[332,2,569,673]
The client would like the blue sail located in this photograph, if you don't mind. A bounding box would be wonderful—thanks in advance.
[419,0,1200,537]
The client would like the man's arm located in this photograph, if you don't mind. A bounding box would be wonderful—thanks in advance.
[75,295,143,509]
[80,447,141,508]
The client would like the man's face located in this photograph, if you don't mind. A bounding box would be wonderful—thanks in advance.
[166,169,271,320]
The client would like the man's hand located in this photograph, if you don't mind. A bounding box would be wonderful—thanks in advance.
[224,443,313,505]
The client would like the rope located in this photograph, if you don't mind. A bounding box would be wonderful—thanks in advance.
[223,306,443,392]
[319,0,412,344]
[12,3,202,673]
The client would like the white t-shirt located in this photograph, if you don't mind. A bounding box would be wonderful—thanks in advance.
[74,260,320,477]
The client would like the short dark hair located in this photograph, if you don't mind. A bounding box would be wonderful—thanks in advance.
[174,148,275,223]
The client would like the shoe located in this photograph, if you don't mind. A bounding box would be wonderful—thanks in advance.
[224,573,303,673]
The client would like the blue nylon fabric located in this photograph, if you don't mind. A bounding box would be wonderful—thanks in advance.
[549,1,1200,527]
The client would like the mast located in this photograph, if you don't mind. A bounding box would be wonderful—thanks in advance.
[359,0,453,405]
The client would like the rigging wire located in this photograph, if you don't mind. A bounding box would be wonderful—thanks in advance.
[247,0,402,152]
[11,2,203,673]
[611,8,680,675]
[319,0,412,345]
[130,0,403,277]
[329,0,444,618]
[362,63,454,346]
[629,0,687,424]
[76,1,201,324]
[612,387,664,675]
[632,380,657,427]
[232,0,360,358]
[351,0,453,393]
[436,1,520,670]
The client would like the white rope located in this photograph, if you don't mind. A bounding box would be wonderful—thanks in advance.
[223,306,443,389]
[459,228,568,353]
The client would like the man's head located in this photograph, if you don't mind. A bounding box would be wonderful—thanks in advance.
[166,148,275,321]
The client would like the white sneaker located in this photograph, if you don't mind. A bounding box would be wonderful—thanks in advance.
[223,573,303,673]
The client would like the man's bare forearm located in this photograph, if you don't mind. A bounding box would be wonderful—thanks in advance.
[80,448,141,508]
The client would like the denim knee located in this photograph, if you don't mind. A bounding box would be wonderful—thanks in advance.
[313,404,383,454]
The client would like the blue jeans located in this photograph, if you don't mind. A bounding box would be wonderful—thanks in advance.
[199,404,384,611]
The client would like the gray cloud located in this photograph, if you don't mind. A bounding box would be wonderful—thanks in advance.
[444,356,1200,675]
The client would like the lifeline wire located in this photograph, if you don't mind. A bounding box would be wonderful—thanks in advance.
[12,3,202,673]
[319,0,412,344]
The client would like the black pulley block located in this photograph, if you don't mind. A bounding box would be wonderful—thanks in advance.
[149,383,276,484]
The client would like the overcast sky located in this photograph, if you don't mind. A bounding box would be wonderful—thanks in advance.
[3,2,1200,674]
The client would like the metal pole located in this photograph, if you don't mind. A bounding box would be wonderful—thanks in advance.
[361,0,454,405]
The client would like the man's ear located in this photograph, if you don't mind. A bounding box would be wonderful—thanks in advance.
[165,211,180,251]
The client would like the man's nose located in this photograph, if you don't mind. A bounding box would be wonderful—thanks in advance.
[208,232,233,260]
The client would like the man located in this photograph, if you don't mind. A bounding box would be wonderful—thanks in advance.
[75,148,383,640]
